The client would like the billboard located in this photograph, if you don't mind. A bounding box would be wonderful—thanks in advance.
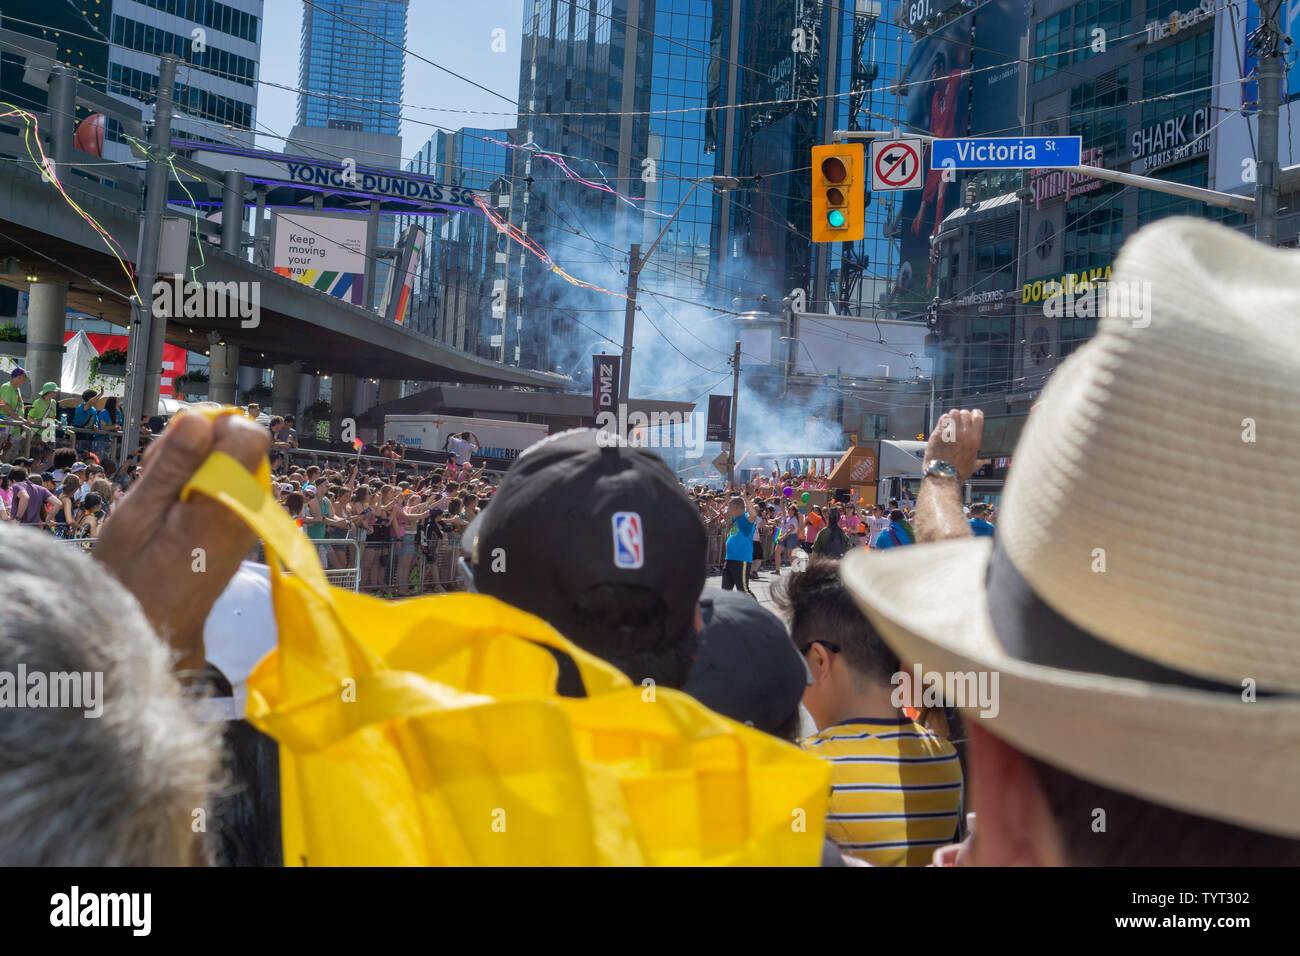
[592,354,620,418]
[970,0,1029,138]
[890,16,974,315]
[380,224,426,325]
[272,210,368,306]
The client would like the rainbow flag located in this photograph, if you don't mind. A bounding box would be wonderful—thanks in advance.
[352,439,365,453]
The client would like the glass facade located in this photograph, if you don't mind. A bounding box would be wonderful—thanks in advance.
[399,129,517,359]
[298,0,407,135]
[1033,0,1131,81]
[513,0,908,374]
[96,1,262,148]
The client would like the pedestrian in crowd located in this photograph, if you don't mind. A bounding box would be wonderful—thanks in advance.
[773,557,963,865]
[444,430,479,467]
[873,509,915,549]
[967,501,995,537]
[773,501,801,571]
[721,493,760,597]
[0,366,26,423]
[49,474,81,537]
[463,429,707,696]
[846,218,1300,865]
[8,465,54,525]
[812,506,852,558]
[802,504,825,553]
[71,389,99,454]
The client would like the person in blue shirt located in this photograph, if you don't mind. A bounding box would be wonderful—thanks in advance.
[721,495,760,597]
[94,396,123,460]
[968,502,995,538]
[873,509,915,549]
[70,390,99,454]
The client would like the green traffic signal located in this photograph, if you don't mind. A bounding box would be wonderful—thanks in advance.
[828,209,846,228]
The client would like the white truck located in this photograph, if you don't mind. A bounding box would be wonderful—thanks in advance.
[383,414,549,466]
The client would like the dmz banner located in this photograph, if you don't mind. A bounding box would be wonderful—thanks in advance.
[592,355,620,417]
[707,394,732,443]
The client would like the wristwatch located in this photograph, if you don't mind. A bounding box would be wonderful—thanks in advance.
[924,459,961,481]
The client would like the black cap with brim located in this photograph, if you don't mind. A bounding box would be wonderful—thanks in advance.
[686,591,810,736]
[466,428,706,669]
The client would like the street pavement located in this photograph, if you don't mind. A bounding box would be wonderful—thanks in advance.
[702,562,797,613]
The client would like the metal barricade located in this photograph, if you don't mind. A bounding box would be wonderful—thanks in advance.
[249,536,362,592]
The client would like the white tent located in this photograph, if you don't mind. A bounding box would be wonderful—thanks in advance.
[61,330,125,396]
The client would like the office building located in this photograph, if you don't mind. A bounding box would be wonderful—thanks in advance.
[298,0,406,136]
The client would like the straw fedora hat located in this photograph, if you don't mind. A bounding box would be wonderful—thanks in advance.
[841,217,1300,838]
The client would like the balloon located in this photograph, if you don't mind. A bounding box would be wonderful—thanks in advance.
[801,492,811,503]
[783,486,793,497]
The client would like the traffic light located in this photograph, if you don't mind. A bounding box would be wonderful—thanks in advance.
[811,143,865,242]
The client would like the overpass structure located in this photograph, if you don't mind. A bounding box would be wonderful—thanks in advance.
[0,31,562,437]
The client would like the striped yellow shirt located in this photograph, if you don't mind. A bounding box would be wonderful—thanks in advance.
[802,717,963,866]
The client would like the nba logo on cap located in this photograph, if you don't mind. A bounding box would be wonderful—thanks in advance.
[611,511,644,569]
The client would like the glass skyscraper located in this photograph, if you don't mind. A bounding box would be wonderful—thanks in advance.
[513,0,910,375]
[298,0,407,135]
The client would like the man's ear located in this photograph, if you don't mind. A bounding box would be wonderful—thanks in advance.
[807,642,834,684]
[966,723,1069,867]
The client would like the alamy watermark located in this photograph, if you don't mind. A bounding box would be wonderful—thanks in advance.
[595,402,708,454]
[0,664,103,718]
[151,274,260,328]
[1041,277,1152,328]
[890,664,1000,719]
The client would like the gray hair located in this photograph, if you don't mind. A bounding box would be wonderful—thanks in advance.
[0,523,218,864]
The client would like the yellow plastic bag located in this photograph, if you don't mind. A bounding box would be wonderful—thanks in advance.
[181,422,830,865]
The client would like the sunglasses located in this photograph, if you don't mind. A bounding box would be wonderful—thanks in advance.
[797,639,841,655]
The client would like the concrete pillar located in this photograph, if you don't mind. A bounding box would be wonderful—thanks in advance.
[272,362,301,419]
[378,378,402,406]
[208,337,239,405]
[25,281,68,399]
[237,365,258,397]
[329,372,357,440]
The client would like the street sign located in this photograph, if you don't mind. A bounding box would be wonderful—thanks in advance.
[931,136,1083,170]
[871,139,923,190]
[712,451,731,475]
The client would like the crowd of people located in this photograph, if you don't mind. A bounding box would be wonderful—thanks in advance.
[0,220,1295,869]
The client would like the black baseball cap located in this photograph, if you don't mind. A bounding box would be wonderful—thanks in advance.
[466,428,706,678]
[686,592,810,737]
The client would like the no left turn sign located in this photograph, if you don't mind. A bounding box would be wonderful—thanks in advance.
[871,139,923,190]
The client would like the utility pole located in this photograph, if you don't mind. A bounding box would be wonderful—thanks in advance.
[123,56,178,456]
[617,242,640,432]
[1255,0,1285,246]
[727,340,740,487]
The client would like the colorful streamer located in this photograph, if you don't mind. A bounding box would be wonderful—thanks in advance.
[485,137,671,219]
[472,194,628,300]
[1,103,139,300]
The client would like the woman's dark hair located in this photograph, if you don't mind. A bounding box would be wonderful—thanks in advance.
[82,492,103,510]
[104,396,118,415]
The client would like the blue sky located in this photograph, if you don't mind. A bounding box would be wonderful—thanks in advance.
[255,0,525,163]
